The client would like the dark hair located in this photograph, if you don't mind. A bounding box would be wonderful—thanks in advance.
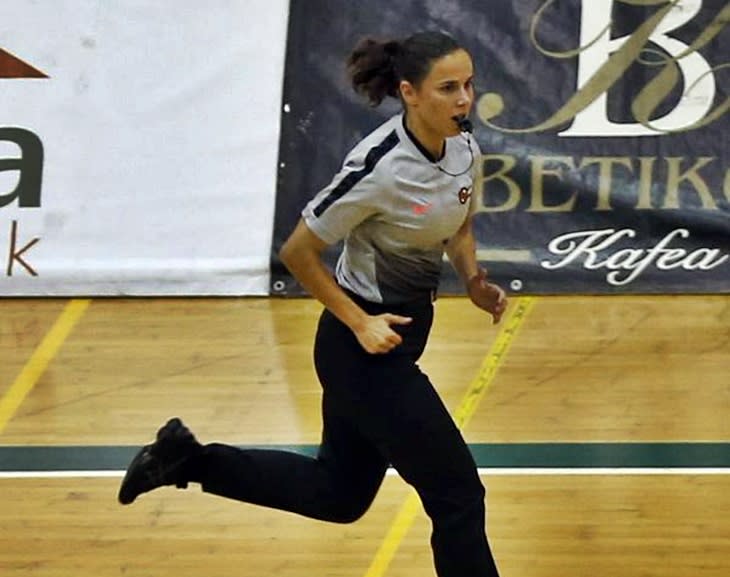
[347,31,463,107]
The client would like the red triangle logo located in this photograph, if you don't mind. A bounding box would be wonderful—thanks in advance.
[0,48,48,78]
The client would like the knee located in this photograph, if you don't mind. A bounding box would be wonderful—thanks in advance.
[450,478,486,515]
[423,477,486,526]
[440,468,485,504]
[327,493,374,524]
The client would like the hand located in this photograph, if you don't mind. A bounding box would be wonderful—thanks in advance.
[467,269,508,324]
[353,313,412,354]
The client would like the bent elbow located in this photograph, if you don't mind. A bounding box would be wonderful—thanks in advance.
[279,239,296,271]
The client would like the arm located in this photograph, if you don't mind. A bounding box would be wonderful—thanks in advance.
[445,215,508,324]
[279,218,412,353]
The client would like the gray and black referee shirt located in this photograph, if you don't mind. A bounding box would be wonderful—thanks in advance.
[303,113,480,305]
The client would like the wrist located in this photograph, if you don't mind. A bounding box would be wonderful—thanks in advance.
[341,301,370,335]
[467,269,486,287]
[466,277,481,302]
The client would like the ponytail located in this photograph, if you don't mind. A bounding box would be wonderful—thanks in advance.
[347,31,463,107]
[346,38,402,107]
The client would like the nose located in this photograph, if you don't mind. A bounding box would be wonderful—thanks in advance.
[456,87,472,108]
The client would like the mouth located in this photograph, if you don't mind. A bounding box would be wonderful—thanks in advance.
[452,114,473,133]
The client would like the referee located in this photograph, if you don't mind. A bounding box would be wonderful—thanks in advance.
[119,31,507,577]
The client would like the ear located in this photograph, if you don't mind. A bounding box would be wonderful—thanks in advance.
[399,80,418,107]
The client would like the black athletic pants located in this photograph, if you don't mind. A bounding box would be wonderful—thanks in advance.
[192,294,500,577]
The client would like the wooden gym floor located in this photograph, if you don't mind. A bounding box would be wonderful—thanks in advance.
[0,294,728,576]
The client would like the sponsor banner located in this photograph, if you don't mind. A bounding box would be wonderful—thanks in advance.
[271,0,729,295]
[1,1,287,296]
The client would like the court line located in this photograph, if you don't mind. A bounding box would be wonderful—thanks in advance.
[2,441,728,472]
[0,299,91,434]
[2,466,729,479]
[362,296,536,577]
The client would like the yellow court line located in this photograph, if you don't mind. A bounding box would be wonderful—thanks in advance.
[362,296,536,577]
[0,299,91,434]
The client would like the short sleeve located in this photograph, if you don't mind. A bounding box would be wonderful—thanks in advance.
[302,148,390,245]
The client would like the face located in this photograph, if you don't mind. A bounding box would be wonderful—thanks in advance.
[400,48,475,140]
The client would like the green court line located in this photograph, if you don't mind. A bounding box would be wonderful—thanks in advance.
[0,443,728,472]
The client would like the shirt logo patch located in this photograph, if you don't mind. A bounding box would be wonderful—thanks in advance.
[412,201,433,215]
[458,186,472,205]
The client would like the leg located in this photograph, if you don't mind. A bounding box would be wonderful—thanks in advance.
[119,307,388,522]
[368,358,499,577]
[118,407,387,522]
[314,307,500,577]
[194,395,388,523]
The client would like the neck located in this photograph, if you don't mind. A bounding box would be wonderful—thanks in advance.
[404,112,444,162]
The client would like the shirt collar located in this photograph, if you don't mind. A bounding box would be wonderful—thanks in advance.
[401,113,445,163]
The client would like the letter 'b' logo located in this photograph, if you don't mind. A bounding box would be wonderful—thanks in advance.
[562,0,725,136]
[477,0,728,136]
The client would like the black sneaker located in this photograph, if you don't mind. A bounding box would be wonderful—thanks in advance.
[118,417,202,505]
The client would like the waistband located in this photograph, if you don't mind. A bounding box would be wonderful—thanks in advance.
[342,287,434,315]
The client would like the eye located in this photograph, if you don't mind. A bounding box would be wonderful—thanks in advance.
[439,79,474,93]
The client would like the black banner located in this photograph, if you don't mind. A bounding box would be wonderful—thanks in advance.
[271,0,729,295]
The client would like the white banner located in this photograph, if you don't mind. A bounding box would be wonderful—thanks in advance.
[0,0,288,295]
